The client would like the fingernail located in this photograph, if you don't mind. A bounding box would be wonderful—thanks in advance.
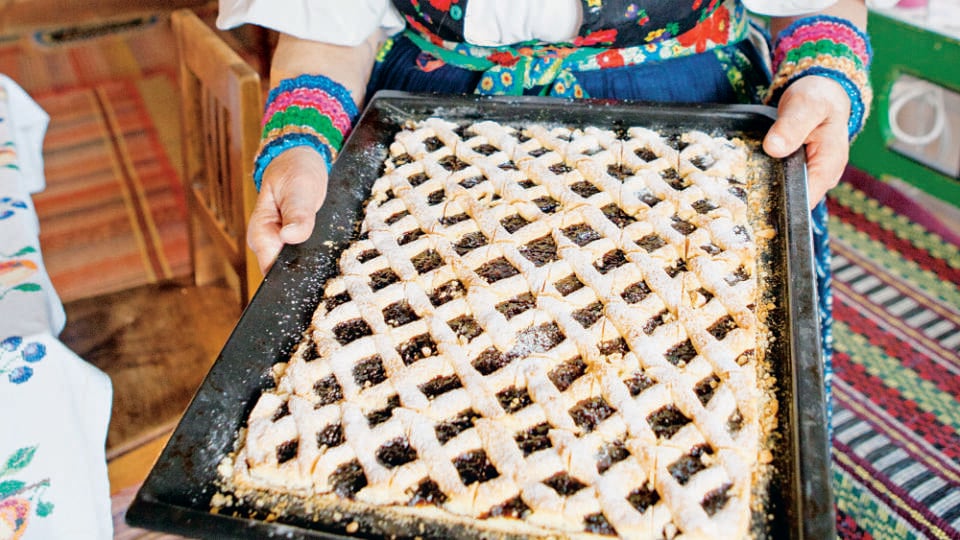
[767,134,786,154]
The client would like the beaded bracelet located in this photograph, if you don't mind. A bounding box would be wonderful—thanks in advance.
[253,74,360,190]
[765,15,873,140]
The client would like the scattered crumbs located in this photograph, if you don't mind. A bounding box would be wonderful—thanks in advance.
[755,227,775,240]
[346,521,359,534]
[210,492,234,508]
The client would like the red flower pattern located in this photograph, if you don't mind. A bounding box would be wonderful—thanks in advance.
[574,29,619,47]
[487,50,521,67]
[676,5,729,53]
[596,50,625,68]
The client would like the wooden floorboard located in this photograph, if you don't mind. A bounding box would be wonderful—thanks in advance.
[60,279,240,455]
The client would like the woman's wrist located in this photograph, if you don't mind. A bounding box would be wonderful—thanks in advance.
[765,15,872,140]
[254,74,360,190]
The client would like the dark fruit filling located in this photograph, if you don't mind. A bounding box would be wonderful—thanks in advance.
[569,397,616,432]
[647,405,691,439]
[495,293,535,319]
[453,450,499,485]
[435,409,480,444]
[549,356,587,391]
[419,374,463,399]
[329,459,367,498]
[563,223,601,246]
[519,235,558,266]
[544,472,587,496]
[314,375,343,406]
[514,422,552,455]
[596,440,630,474]
[428,280,465,306]
[496,386,532,413]
[376,437,418,468]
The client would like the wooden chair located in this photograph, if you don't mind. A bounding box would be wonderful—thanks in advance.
[172,8,262,308]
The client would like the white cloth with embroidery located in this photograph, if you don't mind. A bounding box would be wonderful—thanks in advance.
[0,75,113,540]
[0,334,113,540]
[0,74,63,338]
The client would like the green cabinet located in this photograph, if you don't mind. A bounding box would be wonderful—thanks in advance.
[850,10,960,207]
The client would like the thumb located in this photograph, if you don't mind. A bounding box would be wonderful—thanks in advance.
[272,149,330,245]
[763,79,834,159]
[278,202,317,244]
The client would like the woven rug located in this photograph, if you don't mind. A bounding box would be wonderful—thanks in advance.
[29,75,189,303]
[828,168,960,539]
[0,13,212,303]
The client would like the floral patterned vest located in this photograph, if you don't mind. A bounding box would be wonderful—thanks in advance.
[391,0,721,48]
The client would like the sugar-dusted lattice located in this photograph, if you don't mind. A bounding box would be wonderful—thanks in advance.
[228,118,769,539]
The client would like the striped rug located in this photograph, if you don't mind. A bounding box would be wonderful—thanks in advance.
[828,168,960,540]
[0,15,192,303]
[30,75,189,303]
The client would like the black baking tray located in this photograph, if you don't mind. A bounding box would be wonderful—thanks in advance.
[126,91,834,539]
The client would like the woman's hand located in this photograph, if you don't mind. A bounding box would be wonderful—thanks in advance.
[762,74,853,209]
[247,146,329,273]
[248,31,384,273]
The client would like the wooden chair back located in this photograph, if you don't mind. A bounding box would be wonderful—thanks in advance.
[171,8,262,308]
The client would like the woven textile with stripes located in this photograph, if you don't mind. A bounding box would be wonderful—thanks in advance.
[828,168,960,540]
[224,118,773,539]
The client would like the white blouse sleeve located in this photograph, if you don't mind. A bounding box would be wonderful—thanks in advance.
[216,0,406,46]
[741,0,839,16]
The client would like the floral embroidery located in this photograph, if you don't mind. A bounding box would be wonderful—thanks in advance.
[0,144,18,170]
[395,0,465,42]
[487,50,521,67]
[596,49,626,68]
[415,52,445,72]
[574,29,618,47]
[645,28,667,42]
[579,0,716,47]
[392,0,722,49]
[0,336,47,385]
[389,0,749,98]
[0,256,41,301]
[677,4,731,53]
[0,446,54,539]
[0,197,28,221]
[0,197,42,301]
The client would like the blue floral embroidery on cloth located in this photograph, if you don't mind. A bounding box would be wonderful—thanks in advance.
[0,446,55,537]
[0,336,47,384]
[0,197,28,221]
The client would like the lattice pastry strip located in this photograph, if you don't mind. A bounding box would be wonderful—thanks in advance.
[230,117,770,539]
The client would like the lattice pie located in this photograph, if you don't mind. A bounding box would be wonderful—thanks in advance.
[221,118,774,538]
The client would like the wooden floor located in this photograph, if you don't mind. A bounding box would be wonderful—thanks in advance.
[58,278,241,494]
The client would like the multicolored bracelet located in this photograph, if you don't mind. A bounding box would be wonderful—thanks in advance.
[253,74,360,190]
[765,15,873,140]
